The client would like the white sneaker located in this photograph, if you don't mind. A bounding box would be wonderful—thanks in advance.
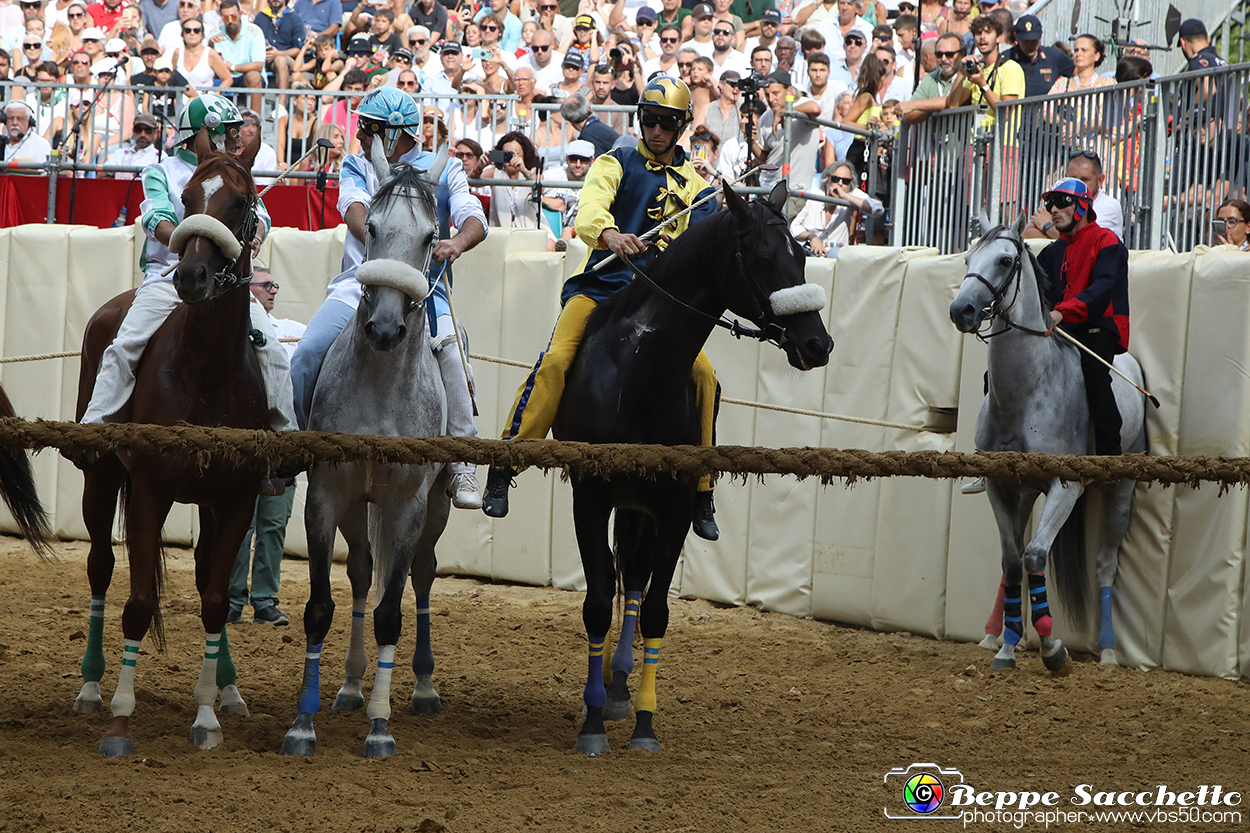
[961,477,986,495]
[449,469,483,510]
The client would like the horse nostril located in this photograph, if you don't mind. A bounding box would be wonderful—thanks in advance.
[364,321,378,342]
[394,324,407,344]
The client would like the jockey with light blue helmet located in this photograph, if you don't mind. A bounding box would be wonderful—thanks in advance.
[290,86,488,508]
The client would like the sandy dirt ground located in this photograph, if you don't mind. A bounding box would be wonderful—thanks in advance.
[0,537,1246,833]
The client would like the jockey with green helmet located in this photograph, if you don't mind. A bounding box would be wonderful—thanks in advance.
[81,94,295,454]
[288,86,489,508]
[483,76,724,540]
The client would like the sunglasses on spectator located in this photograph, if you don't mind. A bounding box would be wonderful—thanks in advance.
[830,175,853,185]
[411,38,426,45]
[392,55,411,63]
[676,61,692,69]
[1068,149,1099,161]
[179,1,197,6]
[845,36,865,45]
[639,110,682,131]
[453,150,476,159]
[68,10,85,16]
[638,18,655,25]
[713,28,734,36]
[250,281,279,292]
[532,44,550,51]
[133,125,157,133]
[19,2,40,7]
[72,58,91,65]
[935,50,961,58]
[1044,194,1077,210]
[481,25,498,31]
[568,155,591,163]
[23,42,41,49]
[660,36,679,43]
[184,26,203,33]
[539,3,557,8]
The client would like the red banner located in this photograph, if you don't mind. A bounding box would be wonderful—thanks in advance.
[0,175,342,231]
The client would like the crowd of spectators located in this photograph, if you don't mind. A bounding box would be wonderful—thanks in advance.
[0,0,1243,253]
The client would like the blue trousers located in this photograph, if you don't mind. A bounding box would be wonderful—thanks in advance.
[229,487,297,610]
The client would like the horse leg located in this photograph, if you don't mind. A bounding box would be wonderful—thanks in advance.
[188,500,255,749]
[1022,479,1085,673]
[332,501,371,712]
[99,480,173,757]
[364,494,428,759]
[628,502,689,753]
[409,472,451,716]
[572,479,614,757]
[75,456,125,714]
[981,490,1033,650]
[602,591,642,721]
[985,483,1037,671]
[1096,479,1134,666]
[191,511,248,715]
[281,469,345,756]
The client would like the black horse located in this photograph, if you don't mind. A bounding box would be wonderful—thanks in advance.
[551,181,834,755]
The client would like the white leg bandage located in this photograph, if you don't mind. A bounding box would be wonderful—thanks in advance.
[367,644,396,721]
[109,639,142,718]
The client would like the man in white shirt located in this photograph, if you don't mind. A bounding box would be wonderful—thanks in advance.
[684,3,715,59]
[741,8,781,59]
[640,22,680,78]
[755,70,822,215]
[814,0,872,64]
[1024,151,1125,242]
[239,108,279,184]
[708,17,748,80]
[526,27,564,89]
[2,99,50,164]
[805,53,847,121]
[875,47,913,102]
[102,111,161,177]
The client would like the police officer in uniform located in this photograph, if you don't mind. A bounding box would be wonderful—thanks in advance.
[1006,14,1073,98]
[483,77,725,540]
[1179,18,1227,72]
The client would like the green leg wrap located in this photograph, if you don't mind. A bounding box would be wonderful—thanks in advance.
[81,595,107,683]
[216,627,238,689]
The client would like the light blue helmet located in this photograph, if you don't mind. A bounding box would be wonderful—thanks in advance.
[356,87,421,155]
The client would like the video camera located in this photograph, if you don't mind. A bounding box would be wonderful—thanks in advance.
[737,69,766,96]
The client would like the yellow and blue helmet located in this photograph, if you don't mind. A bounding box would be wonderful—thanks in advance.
[638,76,693,132]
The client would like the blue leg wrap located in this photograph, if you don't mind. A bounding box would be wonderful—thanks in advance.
[1003,584,1024,646]
[1028,573,1053,637]
[1098,586,1115,651]
[611,593,641,680]
[297,643,323,715]
[412,596,435,678]
[584,634,606,709]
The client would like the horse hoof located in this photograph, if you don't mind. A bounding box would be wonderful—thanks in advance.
[332,693,365,712]
[188,724,224,750]
[219,685,250,716]
[989,656,1017,670]
[978,634,999,651]
[1042,645,1069,673]
[602,699,633,721]
[628,737,662,753]
[574,733,611,756]
[409,696,443,716]
[74,695,104,714]
[280,713,317,756]
[1099,649,1119,667]
[98,736,135,758]
[363,719,396,759]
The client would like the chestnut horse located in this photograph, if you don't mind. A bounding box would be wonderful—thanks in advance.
[71,128,270,756]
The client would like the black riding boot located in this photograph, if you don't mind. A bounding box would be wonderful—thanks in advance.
[692,491,719,541]
[482,466,515,518]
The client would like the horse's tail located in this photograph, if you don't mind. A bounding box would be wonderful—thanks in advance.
[114,475,167,652]
[611,508,655,636]
[1050,491,1089,626]
[0,387,54,558]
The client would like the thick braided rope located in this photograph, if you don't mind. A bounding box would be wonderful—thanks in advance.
[3,417,1248,487]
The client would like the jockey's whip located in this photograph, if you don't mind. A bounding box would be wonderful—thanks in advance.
[257,138,336,198]
[438,263,478,417]
[591,163,778,272]
[1051,327,1161,409]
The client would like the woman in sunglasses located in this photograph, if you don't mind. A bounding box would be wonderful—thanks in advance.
[171,15,232,90]
[485,77,725,542]
[790,161,883,257]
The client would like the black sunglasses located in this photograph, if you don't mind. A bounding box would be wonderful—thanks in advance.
[660,36,679,43]
[713,29,734,36]
[845,36,865,45]
[1045,193,1077,210]
[640,110,682,131]
[23,42,41,49]
[411,38,426,45]
[133,125,157,133]
[183,26,203,33]
[830,175,853,185]
[676,61,692,68]
[935,50,961,58]
[1069,149,1099,161]
[532,44,550,52]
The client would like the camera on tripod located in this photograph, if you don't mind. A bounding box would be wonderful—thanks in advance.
[737,69,766,96]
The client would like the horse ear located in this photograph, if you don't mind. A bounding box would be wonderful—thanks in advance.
[723,178,748,217]
[1012,210,1028,236]
[193,125,213,163]
[238,126,261,171]
[767,180,788,212]
[426,141,450,183]
[978,209,993,235]
[368,137,392,183]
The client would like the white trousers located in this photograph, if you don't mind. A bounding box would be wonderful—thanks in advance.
[81,281,297,431]
[433,313,477,477]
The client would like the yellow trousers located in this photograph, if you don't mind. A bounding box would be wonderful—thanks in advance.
[503,294,718,491]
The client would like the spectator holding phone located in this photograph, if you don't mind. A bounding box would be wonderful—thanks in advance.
[1215,199,1250,250]
[481,130,547,235]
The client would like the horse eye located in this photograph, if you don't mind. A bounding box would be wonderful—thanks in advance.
[366,221,378,237]
[425,231,436,247]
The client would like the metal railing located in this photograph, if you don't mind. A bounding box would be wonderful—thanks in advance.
[891,62,1250,253]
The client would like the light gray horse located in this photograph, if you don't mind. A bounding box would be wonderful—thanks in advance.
[949,212,1146,672]
[281,142,452,758]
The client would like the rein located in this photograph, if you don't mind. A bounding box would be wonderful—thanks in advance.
[967,232,1053,341]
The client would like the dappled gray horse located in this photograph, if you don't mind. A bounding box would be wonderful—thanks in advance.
[949,212,1146,672]
[281,143,452,758]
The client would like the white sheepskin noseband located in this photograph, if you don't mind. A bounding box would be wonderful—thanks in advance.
[356,259,430,303]
[770,284,827,316]
[168,214,243,259]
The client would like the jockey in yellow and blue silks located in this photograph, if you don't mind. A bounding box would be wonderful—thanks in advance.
[482,76,724,541]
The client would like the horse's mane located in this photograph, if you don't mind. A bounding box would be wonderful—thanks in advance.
[588,197,781,327]
[973,223,1054,306]
[373,163,438,216]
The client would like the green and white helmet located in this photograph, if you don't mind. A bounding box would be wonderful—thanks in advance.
[175,93,244,150]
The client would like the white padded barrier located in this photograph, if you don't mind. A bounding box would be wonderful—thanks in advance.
[2,223,1250,680]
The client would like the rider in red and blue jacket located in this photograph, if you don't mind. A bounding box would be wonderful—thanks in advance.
[1037,177,1130,455]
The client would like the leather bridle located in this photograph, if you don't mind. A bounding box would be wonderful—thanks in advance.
[965,230,1052,340]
